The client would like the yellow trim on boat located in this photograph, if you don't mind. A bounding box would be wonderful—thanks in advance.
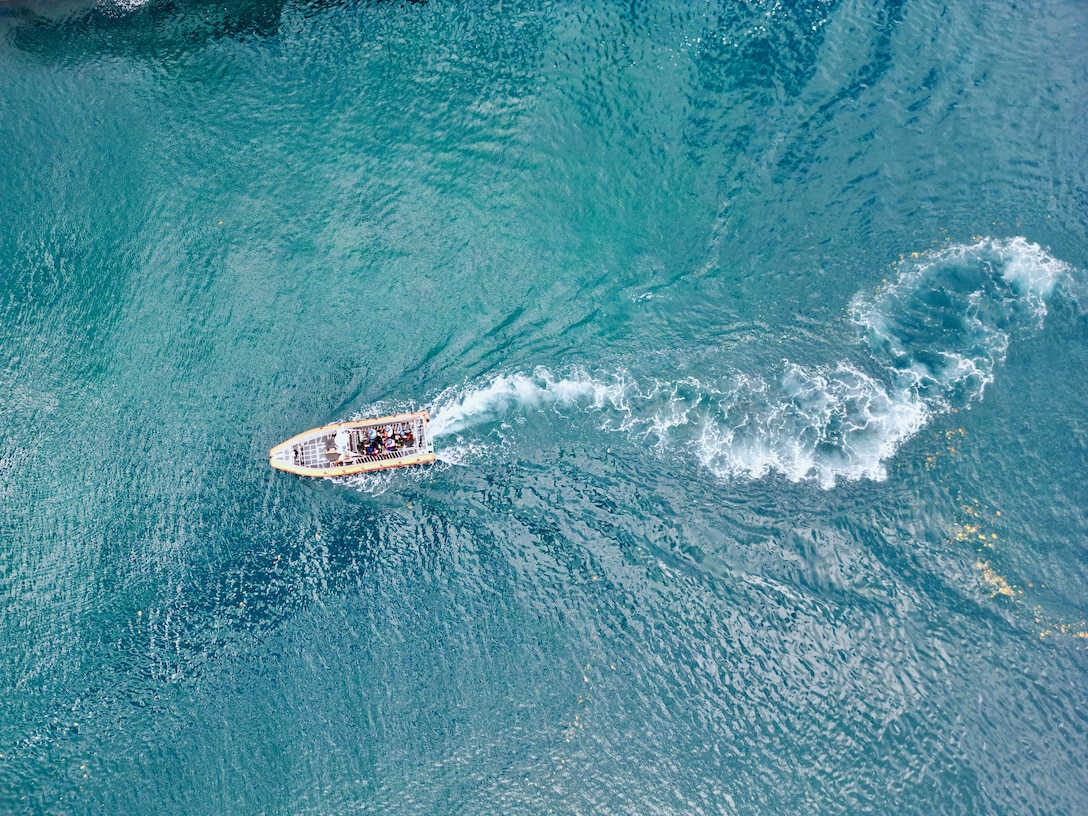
[270,451,437,478]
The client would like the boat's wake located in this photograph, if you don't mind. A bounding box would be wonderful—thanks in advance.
[428,370,628,438]
[379,237,1074,489]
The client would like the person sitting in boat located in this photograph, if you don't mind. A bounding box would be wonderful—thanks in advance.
[400,428,414,445]
[384,435,398,452]
[333,427,357,463]
[365,439,380,456]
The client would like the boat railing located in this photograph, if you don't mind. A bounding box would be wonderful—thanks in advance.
[283,416,429,470]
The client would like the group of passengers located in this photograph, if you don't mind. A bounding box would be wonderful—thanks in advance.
[332,424,415,463]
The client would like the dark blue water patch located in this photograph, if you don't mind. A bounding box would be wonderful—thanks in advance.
[1,481,603,813]
[6,0,287,62]
[691,0,839,100]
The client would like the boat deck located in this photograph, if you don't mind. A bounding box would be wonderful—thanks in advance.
[270,411,435,477]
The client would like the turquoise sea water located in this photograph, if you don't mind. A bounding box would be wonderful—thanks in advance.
[2,0,1087,813]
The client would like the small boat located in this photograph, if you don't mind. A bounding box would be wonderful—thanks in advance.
[269,410,435,477]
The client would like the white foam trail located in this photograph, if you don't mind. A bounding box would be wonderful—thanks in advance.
[692,364,930,488]
[428,368,627,437]
[354,237,1071,490]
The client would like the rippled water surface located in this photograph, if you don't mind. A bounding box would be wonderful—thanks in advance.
[2,0,1087,813]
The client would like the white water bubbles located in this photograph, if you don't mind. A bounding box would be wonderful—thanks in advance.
[428,368,632,439]
[692,364,930,488]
